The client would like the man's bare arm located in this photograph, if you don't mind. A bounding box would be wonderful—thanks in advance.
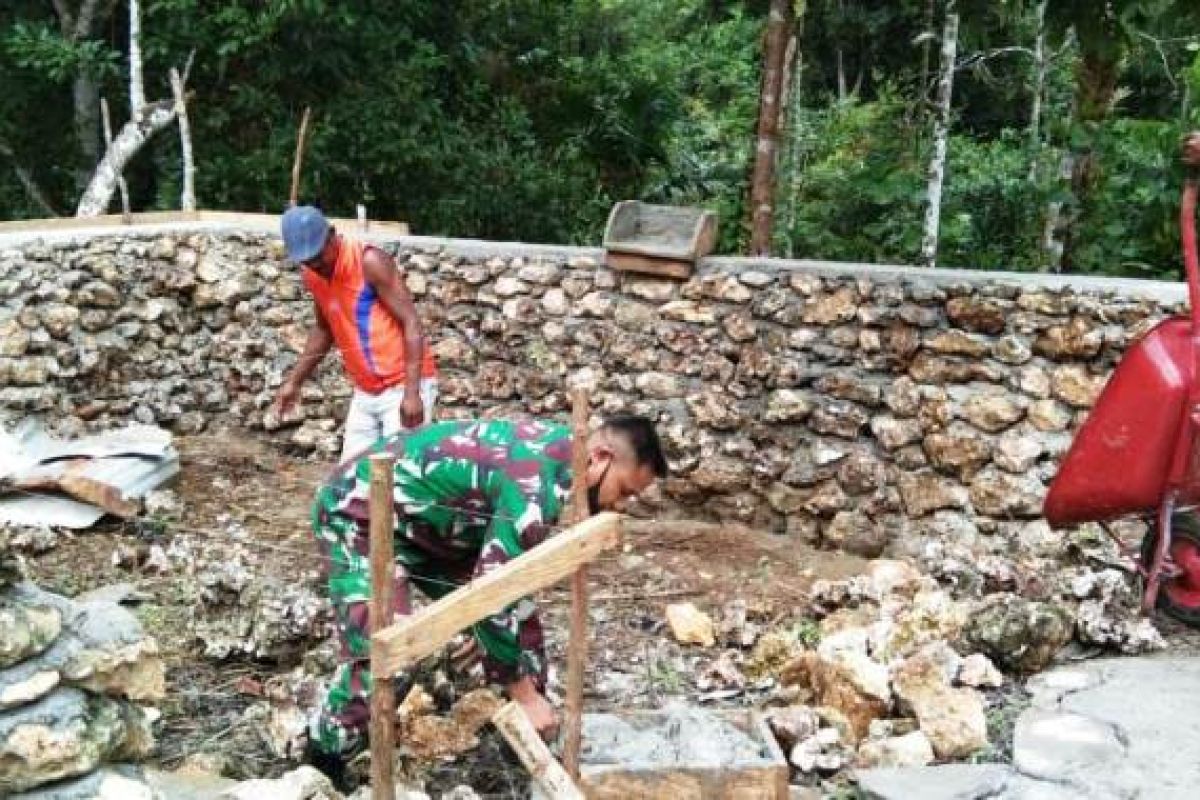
[272,302,333,414]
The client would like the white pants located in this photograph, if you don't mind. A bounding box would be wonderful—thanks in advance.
[340,379,438,462]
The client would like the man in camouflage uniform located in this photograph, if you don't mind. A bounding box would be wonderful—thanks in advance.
[306,415,668,781]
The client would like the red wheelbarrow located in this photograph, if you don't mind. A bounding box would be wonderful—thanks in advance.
[1044,143,1200,625]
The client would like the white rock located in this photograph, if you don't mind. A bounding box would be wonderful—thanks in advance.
[957,654,1004,688]
[856,730,936,769]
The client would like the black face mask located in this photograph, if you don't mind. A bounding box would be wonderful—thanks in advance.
[587,461,612,516]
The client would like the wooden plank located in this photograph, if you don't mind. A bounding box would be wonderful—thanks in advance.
[563,388,591,778]
[605,251,693,279]
[0,209,410,236]
[367,453,397,800]
[373,513,623,678]
[492,701,585,800]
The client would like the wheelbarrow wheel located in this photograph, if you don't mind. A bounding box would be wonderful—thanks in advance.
[1142,511,1200,626]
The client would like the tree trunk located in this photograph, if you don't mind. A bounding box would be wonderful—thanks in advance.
[76,100,177,216]
[920,3,958,269]
[1059,43,1121,273]
[919,0,935,101]
[100,98,131,220]
[128,0,145,116]
[748,0,795,256]
[835,0,847,101]
[72,74,101,192]
[784,6,808,259]
[0,138,61,216]
[169,68,196,211]
[1028,0,1047,163]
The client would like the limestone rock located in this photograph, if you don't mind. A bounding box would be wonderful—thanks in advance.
[893,657,987,759]
[686,391,744,430]
[0,590,64,670]
[781,653,889,742]
[946,297,1007,334]
[688,457,748,493]
[810,402,870,439]
[961,594,1071,673]
[855,730,935,769]
[666,603,715,647]
[922,425,991,480]
[765,705,820,752]
[898,471,969,517]
[871,417,923,451]
[0,688,152,795]
[0,656,61,710]
[10,765,156,800]
[803,288,859,325]
[956,654,1004,688]
[1035,317,1103,359]
[825,512,887,558]
[961,394,1024,433]
[219,766,339,800]
[968,468,1043,518]
[925,330,987,358]
[855,764,1014,800]
[763,390,814,423]
[635,372,682,399]
[993,430,1043,473]
[1051,366,1104,408]
[866,560,926,599]
[1027,399,1072,432]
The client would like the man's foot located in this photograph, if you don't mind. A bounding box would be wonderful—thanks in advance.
[303,738,356,794]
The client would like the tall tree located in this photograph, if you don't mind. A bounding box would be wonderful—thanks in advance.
[76,0,186,216]
[748,0,796,256]
[921,1,959,267]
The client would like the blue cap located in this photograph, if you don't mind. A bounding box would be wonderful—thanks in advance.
[281,205,330,263]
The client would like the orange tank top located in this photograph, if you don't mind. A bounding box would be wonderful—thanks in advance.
[302,238,437,394]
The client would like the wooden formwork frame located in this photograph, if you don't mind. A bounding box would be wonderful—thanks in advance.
[365,405,615,800]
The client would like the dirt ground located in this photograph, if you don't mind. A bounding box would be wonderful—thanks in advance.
[22,427,868,794]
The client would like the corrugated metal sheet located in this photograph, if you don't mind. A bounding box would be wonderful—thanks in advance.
[0,421,179,529]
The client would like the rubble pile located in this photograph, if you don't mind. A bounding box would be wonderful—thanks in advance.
[0,536,165,799]
[674,555,1162,789]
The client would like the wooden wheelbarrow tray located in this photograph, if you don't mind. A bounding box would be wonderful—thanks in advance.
[602,201,718,279]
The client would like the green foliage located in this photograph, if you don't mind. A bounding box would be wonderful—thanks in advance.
[3,21,120,83]
[0,0,1198,279]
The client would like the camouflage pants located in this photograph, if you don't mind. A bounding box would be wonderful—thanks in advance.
[308,504,473,757]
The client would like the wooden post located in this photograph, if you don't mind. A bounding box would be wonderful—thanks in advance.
[563,389,591,778]
[289,106,312,207]
[368,452,396,800]
[493,701,585,800]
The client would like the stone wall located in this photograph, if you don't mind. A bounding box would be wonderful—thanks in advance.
[0,224,1186,566]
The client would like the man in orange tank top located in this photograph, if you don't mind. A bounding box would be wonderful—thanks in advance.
[272,206,438,461]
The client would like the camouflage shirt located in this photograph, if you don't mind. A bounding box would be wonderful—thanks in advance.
[314,419,573,685]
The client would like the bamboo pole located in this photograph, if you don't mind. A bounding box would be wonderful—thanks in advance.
[493,702,585,800]
[563,388,591,778]
[289,107,312,207]
[368,452,396,800]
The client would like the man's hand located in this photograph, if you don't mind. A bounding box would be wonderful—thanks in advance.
[506,675,558,741]
[400,388,425,429]
[1184,132,1200,169]
[271,380,301,418]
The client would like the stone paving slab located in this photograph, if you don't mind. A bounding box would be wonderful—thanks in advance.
[857,657,1200,800]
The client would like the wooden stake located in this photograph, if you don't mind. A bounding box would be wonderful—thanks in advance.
[493,701,585,800]
[289,106,312,207]
[563,389,591,778]
[368,452,396,800]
